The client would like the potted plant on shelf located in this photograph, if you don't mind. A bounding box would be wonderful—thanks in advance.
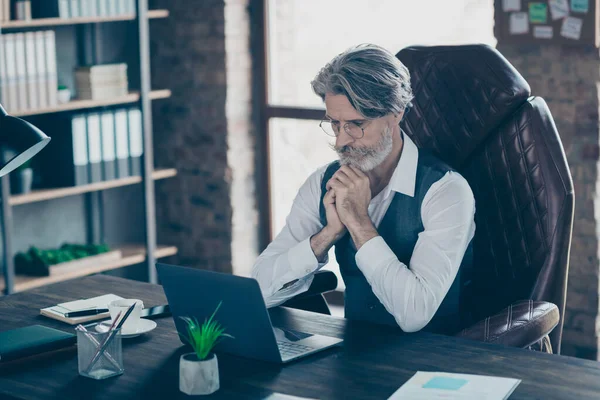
[178,302,233,396]
[57,85,71,104]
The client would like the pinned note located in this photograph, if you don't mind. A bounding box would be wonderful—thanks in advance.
[509,12,529,34]
[502,0,521,11]
[571,0,589,13]
[561,16,583,39]
[529,3,548,23]
[534,26,554,38]
[549,0,570,20]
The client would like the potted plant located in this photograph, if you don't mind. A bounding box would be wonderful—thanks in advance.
[57,85,71,104]
[178,302,233,395]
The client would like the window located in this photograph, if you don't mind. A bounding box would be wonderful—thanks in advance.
[260,0,495,292]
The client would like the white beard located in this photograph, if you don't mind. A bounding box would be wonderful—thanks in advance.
[333,126,393,172]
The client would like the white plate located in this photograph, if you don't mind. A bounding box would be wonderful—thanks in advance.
[95,318,157,338]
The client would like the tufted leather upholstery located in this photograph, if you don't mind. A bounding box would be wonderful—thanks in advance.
[397,45,574,353]
[458,300,559,349]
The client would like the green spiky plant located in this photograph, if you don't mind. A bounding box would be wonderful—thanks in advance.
[179,301,233,361]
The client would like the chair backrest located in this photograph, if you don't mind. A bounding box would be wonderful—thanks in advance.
[396,45,574,352]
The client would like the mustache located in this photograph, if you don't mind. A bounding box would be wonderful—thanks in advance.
[329,143,378,157]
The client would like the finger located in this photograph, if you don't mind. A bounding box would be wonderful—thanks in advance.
[333,169,353,186]
[339,165,361,181]
[326,176,345,191]
[323,189,336,204]
[348,165,368,179]
[326,178,344,191]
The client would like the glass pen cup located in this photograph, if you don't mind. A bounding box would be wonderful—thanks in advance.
[76,323,124,380]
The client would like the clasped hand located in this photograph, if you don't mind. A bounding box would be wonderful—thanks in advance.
[323,165,372,236]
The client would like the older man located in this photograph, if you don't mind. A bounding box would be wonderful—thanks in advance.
[252,44,475,334]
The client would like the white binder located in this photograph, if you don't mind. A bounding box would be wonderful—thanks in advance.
[100,110,116,181]
[44,31,58,107]
[24,32,38,111]
[35,31,48,109]
[14,33,28,111]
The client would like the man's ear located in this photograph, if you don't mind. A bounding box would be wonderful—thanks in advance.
[394,110,404,125]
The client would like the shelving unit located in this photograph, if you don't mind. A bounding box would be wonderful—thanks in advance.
[0,245,178,293]
[12,89,171,117]
[10,168,177,205]
[0,3,175,295]
[0,9,169,29]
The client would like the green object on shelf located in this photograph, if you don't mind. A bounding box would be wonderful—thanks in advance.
[14,243,111,277]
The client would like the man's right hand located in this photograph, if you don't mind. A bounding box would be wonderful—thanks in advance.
[323,189,347,239]
[309,189,347,263]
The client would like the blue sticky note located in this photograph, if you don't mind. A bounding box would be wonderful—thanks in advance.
[571,0,589,13]
[423,376,468,390]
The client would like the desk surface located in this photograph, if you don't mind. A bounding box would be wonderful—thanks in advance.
[1,275,600,399]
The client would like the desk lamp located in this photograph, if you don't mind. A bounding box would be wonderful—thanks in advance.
[0,103,51,177]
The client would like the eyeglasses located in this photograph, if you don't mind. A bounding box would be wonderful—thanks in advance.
[319,118,374,139]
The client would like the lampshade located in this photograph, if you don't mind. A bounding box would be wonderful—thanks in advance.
[0,104,51,178]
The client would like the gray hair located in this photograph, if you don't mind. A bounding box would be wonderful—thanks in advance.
[311,44,414,120]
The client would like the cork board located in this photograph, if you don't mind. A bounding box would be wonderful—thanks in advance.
[494,0,599,46]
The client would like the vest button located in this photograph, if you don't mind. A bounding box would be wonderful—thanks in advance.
[369,305,375,310]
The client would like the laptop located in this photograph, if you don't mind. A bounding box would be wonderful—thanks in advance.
[156,263,343,363]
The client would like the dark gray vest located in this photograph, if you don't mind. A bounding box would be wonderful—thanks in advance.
[319,151,473,334]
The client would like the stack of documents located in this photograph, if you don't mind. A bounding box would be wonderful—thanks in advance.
[388,371,521,400]
[75,63,128,100]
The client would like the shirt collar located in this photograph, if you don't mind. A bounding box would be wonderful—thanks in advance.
[384,130,418,198]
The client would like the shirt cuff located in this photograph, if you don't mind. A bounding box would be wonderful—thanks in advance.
[355,236,399,279]
[283,237,324,284]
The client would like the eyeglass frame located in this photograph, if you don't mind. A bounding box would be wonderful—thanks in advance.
[319,117,376,139]
[319,104,412,139]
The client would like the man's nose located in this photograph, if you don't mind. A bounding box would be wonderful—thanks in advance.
[335,129,354,148]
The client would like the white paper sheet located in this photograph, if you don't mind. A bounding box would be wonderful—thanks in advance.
[502,0,521,11]
[509,12,529,34]
[561,16,583,39]
[534,26,554,39]
[388,372,521,400]
[549,0,569,20]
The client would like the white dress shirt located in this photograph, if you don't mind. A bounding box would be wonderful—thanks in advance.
[251,134,476,332]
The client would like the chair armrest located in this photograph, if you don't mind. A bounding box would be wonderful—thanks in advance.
[292,270,338,300]
[456,300,559,348]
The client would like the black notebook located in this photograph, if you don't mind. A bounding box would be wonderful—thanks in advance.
[0,325,76,363]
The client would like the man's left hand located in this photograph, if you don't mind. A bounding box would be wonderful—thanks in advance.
[325,165,372,229]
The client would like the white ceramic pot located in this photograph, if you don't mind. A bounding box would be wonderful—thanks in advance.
[57,89,71,104]
[179,352,219,395]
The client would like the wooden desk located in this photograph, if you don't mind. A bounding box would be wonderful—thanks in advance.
[1,275,600,399]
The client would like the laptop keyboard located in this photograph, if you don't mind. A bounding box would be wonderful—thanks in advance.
[277,341,314,357]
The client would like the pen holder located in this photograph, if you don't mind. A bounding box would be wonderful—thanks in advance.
[76,323,124,380]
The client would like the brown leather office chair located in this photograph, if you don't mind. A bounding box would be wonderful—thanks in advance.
[396,44,574,354]
[284,44,573,355]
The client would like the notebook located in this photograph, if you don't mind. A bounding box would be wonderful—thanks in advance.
[0,325,76,363]
[40,293,124,325]
[388,371,521,399]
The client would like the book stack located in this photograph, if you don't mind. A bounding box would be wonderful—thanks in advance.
[33,107,143,188]
[31,0,136,19]
[75,63,128,101]
[0,31,58,113]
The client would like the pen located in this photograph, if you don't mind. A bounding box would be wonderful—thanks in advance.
[64,308,109,318]
[85,305,135,373]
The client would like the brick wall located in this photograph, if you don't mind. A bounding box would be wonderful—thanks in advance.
[497,43,600,359]
[149,0,257,273]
